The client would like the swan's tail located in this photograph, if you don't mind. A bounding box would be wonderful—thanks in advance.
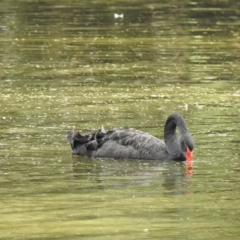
[67,128,106,157]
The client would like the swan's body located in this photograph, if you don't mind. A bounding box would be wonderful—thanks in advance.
[67,113,194,161]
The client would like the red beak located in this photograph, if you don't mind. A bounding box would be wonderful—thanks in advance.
[186,147,193,161]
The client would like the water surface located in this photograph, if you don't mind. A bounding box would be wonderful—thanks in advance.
[1,0,240,239]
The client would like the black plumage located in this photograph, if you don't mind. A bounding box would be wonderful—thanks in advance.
[67,113,194,161]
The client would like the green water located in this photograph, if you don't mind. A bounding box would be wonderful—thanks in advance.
[1,1,240,239]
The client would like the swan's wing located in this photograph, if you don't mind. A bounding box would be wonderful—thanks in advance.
[95,128,167,160]
[67,129,104,157]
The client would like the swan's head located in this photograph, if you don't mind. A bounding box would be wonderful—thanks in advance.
[180,132,194,161]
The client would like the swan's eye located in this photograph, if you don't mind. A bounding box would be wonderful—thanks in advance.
[184,143,193,152]
[187,145,194,152]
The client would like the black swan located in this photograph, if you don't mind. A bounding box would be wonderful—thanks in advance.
[67,113,194,161]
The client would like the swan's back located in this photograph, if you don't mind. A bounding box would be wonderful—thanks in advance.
[67,128,168,160]
[95,128,167,160]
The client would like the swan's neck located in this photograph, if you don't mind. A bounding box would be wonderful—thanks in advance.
[164,114,188,157]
